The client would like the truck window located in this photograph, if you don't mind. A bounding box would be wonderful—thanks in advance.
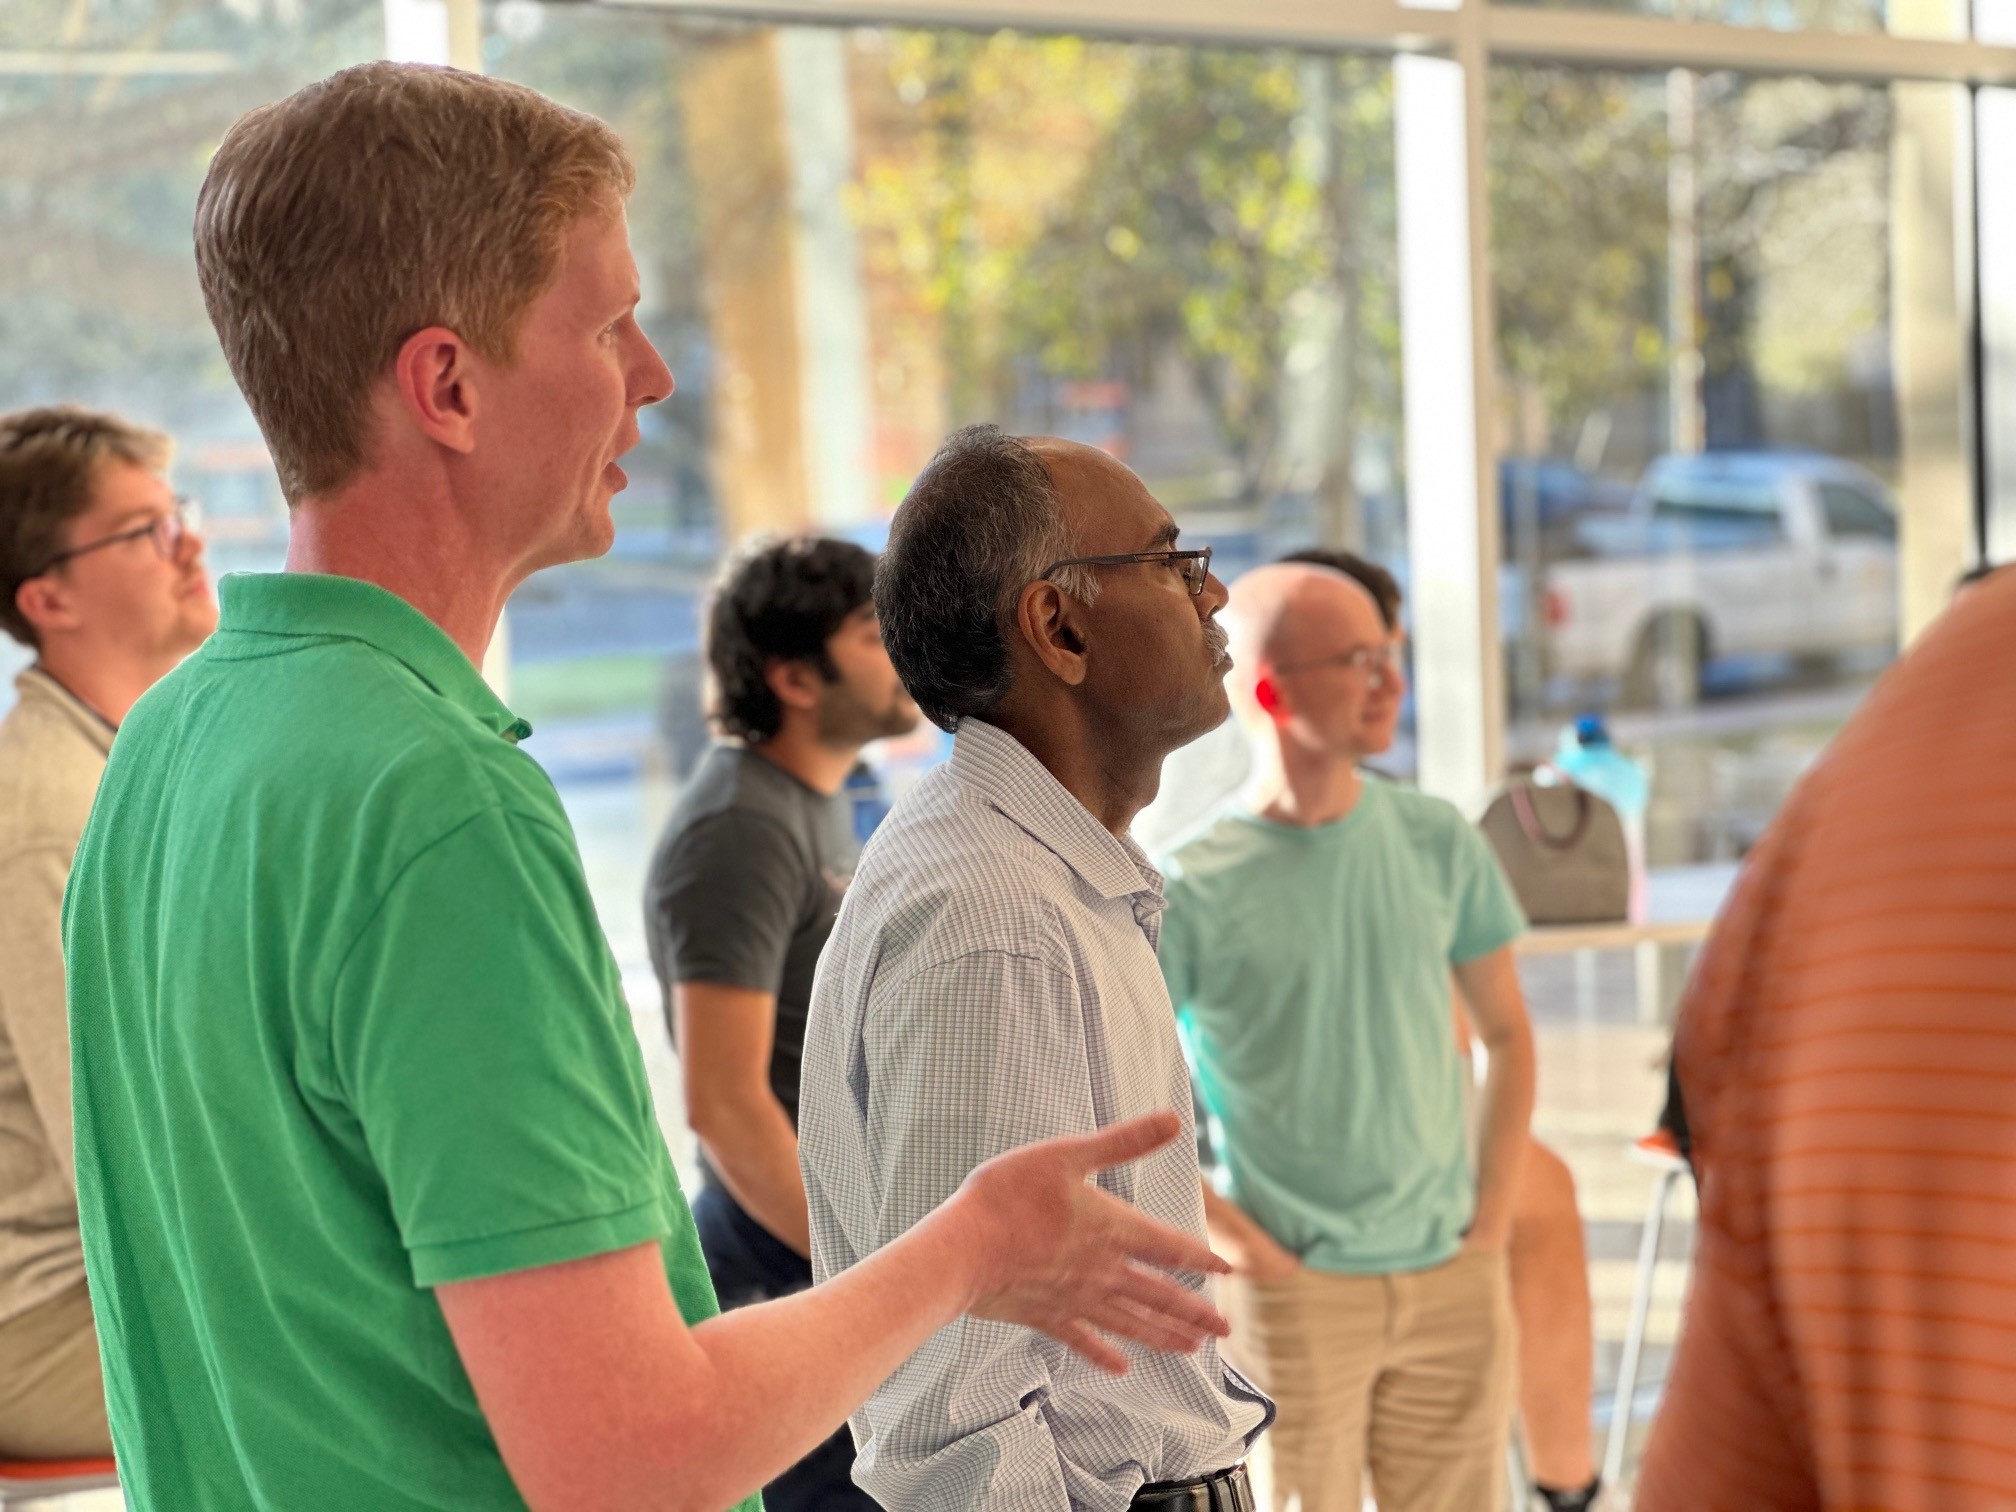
[1818,482,1898,541]
[1648,477,1783,550]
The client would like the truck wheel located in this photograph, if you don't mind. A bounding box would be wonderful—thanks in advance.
[1623,614,1706,710]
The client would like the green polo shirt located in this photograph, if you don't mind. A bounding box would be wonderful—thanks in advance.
[64,573,752,1512]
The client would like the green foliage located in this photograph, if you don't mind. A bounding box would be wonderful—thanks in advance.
[0,0,382,428]
[1488,66,1671,452]
[1489,64,1893,461]
[852,32,1401,508]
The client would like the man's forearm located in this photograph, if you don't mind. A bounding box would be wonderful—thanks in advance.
[669,1199,982,1509]
[693,1093,811,1256]
[444,1113,1225,1512]
[1469,1026,1536,1244]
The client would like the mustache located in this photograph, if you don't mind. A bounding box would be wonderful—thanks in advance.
[1203,618,1229,661]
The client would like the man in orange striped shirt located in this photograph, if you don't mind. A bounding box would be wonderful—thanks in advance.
[1635,567,2016,1511]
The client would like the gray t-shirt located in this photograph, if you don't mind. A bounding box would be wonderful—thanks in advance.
[646,744,857,1173]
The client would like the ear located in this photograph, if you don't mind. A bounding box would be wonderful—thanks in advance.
[391,325,479,457]
[1254,673,1287,722]
[763,656,825,715]
[13,574,78,640]
[1013,579,1091,690]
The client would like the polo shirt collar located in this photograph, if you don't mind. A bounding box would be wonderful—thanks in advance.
[218,573,531,742]
[949,718,1164,908]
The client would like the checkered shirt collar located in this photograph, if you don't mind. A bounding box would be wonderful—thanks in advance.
[947,718,1165,910]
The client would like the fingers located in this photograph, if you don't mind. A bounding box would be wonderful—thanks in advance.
[1058,1111,1181,1176]
[1039,1271,1227,1367]
[1047,1319,1130,1376]
[1083,1295,1216,1356]
[1098,1195,1231,1277]
[1112,1265,1230,1340]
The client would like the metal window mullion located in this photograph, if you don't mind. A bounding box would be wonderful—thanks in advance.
[1463,1,1508,802]
[613,0,2016,84]
[604,0,1461,52]
[1482,5,2016,83]
[1396,12,1505,816]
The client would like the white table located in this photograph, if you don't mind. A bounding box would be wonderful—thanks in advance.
[1513,862,1737,1021]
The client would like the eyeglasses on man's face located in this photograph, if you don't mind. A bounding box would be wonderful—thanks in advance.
[1038,546,1215,596]
[34,499,199,577]
[1273,640,1406,681]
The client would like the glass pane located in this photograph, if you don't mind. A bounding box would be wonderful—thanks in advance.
[1491,65,1961,885]
[485,8,1408,897]
[1818,480,1899,538]
[0,0,384,695]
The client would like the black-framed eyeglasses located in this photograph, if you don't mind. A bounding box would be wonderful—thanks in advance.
[33,499,198,576]
[1039,546,1214,596]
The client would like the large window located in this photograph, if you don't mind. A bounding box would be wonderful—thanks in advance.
[7,1,2010,1494]
[1490,66,1963,872]
[489,7,1410,878]
[0,0,382,582]
[0,0,385,690]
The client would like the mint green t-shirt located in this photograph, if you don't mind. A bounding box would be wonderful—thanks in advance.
[64,573,756,1512]
[1159,776,1526,1275]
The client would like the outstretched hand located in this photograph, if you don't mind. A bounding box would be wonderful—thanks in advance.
[953,1112,1232,1375]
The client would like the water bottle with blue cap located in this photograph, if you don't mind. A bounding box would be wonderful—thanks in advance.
[1552,713,1650,919]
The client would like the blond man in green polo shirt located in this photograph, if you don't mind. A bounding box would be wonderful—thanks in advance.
[62,63,1232,1512]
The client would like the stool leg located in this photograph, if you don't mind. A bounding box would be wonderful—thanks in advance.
[1506,1417,1530,1509]
[1602,1167,1677,1489]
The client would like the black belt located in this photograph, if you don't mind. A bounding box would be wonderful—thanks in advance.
[1130,1464,1254,1512]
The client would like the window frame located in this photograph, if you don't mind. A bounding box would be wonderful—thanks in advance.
[429,0,2010,808]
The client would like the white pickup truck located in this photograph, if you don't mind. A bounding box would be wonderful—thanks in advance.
[1538,451,1898,707]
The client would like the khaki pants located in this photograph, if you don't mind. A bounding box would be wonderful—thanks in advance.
[0,1281,113,1458]
[1226,1250,1515,1512]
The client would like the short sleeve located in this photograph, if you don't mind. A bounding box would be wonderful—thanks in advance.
[330,808,671,1287]
[647,810,804,994]
[1449,819,1527,963]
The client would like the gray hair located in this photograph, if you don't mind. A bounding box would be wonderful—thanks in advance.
[874,424,1100,732]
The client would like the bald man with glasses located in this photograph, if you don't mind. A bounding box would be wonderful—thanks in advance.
[1157,562,1537,1512]
[0,405,214,1457]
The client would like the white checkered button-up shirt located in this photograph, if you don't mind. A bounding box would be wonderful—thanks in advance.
[800,719,1273,1512]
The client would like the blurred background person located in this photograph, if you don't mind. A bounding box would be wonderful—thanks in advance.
[1160,560,1536,1512]
[1282,547,1604,1512]
[645,533,918,1512]
[0,404,214,1457]
[1635,554,2016,1511]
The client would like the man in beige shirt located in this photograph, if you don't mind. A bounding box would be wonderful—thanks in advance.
[0,406,215,1457]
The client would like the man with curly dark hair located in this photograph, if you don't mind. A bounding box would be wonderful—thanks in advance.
[643,534,918,1511]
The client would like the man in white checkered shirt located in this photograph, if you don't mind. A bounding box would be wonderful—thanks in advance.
[800,424,1274,1512]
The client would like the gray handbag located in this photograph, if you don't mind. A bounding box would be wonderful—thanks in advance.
[1478,774,1630,925]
